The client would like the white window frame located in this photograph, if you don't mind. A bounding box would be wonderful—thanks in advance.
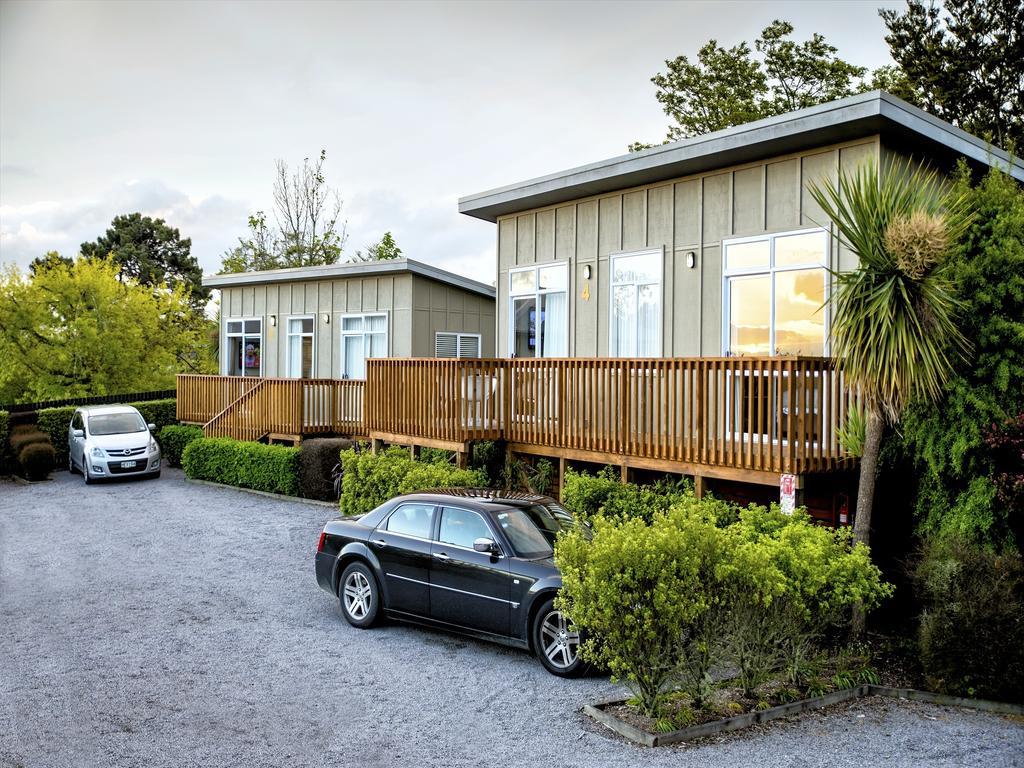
[507,261,569,358]
[609,247,664,358]
[285,315,316,378]
[435,332,483,359]
[721,227,831,357]
[339,312,389,380]
[224,317,263,377]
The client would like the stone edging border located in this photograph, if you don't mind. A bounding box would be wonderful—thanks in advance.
[184,478,338,509]
[582,684,1024,747]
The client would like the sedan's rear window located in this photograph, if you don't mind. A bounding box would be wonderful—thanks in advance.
[384,503,435,539]
[88,413,147,435]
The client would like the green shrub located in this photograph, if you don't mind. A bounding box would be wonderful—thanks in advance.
[561,466,701,523]
[470,439,506,487]
[18,441,55,481]
[299,437,356,500]
[9,428,49,456]
[36,406,76,466]
[915,538,1024,702]
[130,398,178,432]
[182,437,300,496]
[339,446,486,516]
[556,499,891,716]
[0,410,9,474]
[158,425,204,468]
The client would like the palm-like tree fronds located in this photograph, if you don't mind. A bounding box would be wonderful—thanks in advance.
[809,158,973,421]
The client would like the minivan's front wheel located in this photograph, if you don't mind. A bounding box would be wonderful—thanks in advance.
[338,562,379,628]
[533,598,586,677]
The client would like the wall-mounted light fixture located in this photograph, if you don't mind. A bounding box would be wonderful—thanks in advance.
[686,251,697,269]
[269,314,277,327]
[582,264,592,280]
[322,313,330,324]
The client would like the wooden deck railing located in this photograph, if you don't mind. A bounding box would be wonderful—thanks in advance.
[177,375,364,441]
[178,356,855,475]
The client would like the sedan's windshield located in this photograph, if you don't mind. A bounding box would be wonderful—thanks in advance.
[493,503,577,559]
[88,413,147,436]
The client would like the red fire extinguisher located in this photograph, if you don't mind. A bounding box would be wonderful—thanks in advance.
[838,493,850,526]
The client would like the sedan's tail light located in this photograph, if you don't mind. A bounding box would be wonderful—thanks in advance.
[316,531,327,553]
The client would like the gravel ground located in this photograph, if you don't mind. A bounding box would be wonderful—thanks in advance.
[1,469,1021,768]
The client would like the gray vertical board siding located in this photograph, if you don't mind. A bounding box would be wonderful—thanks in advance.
[492,137,881,358]
[410,274,496,358]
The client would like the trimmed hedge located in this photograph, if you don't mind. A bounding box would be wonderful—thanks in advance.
[159,425,204,468]
[0,411,9,474]
[299,438,356,501]
[182,437,300,496]
[339,446,487,516]
[38,397,178,467]
[19,441,55,481]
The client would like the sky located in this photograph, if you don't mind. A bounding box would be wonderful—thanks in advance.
[0,0,903,284]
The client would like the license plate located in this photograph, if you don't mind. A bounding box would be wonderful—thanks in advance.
[121,460,137,468]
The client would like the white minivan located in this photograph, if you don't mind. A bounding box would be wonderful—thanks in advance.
[68,405,162,484]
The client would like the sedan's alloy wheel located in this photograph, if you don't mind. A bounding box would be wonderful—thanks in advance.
[539,609,580,670]
[343,571,372,620]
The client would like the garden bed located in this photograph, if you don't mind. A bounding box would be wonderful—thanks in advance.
[583,685,1024,747]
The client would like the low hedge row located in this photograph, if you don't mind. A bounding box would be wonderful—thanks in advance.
[159,425,204,468]
[0,410,9,474]
[38,397,178,466]
[339,446,487,516]
[182,437,300,496]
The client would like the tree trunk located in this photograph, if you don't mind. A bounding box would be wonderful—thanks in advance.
[853,408,885,549]
[851,407,885,637]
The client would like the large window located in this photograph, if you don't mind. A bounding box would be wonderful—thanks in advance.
[723,229,828,356]
[509,263,568,358]
[435,332,481,359]
[287,316,315,378]
[610,249,662,357]
[226,319,262,377]
[340,313,387,379]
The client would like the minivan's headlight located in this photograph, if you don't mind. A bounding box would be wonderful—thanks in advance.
[149,436,159,453]
[90,447,105,458]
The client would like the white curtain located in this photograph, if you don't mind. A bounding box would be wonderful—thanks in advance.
[343,336,364,379]
[541,291,567,357]
[612,285,637,356]
[637,284,660,356]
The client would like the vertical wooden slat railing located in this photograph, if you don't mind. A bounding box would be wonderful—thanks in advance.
[179,358,853,474]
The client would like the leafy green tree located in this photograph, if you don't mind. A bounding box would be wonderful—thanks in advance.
[221,149,347,273]
[632,21,871,149]
[351,231,403,263]
[898,167,1024,549]
[808,159,973,558]
[0,258,212,403]
[80,213,208,310]
[880,0,1024,151]
[28,250,74,275]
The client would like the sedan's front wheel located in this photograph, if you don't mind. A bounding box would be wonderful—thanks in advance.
[533,598,586,678]
[338,562,379,628]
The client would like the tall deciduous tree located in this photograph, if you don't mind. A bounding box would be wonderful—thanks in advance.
[632,21,872,149]
[221,149,348,273]
[808,160,973,556]
[880,0,1023,151]
[80,213,208,310]
[0,258,213,403]
[350,231,402,263]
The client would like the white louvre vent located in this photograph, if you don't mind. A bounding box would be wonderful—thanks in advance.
[435,332,481,358]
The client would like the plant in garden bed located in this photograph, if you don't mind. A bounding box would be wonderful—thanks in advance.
[338,447,486,516]
[158,425,204,468]
[557,497,891,726]
[182,437,300,496]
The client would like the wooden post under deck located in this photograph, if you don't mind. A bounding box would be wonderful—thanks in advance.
[694,474,706,499]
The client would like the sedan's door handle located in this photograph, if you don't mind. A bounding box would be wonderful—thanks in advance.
[371,538,387,548]
[433,552,450,562]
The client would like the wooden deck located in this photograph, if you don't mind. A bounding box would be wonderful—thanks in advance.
[177,356,857,484]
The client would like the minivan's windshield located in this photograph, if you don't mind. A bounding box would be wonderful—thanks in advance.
[493,503,577,559]
[88,412,147,436]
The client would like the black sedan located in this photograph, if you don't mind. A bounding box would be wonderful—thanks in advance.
[315,489,586,677]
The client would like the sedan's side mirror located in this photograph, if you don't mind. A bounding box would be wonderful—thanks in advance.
[473,537,500,555]
[72,429,84,438]
[147,423,157,431]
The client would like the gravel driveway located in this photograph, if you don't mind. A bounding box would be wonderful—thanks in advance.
[1,469,1021,768]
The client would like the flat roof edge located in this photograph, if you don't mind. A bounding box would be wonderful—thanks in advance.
[202,258,495,298]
